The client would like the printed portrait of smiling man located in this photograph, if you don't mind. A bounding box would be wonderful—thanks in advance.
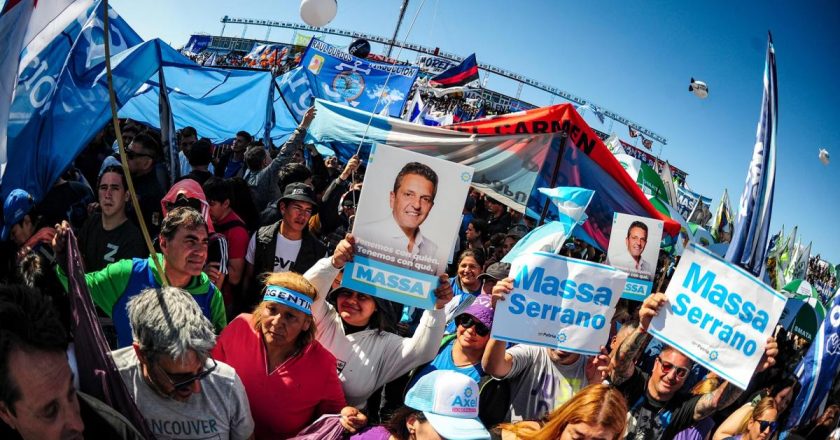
[355,161,445,274]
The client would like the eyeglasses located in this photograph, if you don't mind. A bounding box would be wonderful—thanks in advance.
[156,357,217,392]
[286,203,314,216]
[126,150,154,160]
[656,356,690,379]
[456,315,490,337]
[756,420,778,433]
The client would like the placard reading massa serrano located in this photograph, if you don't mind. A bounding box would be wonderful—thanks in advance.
[648,243,787,389]
[491,252,627,355]
[343,144,473,309]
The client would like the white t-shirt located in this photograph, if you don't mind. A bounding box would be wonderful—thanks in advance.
[245,232,302,273]
[111,347,254,440]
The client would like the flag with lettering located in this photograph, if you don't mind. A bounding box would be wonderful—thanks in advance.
[300,38,418,118]
[725,33,778,276]
[786,293,840,429]
[2,0,143,202]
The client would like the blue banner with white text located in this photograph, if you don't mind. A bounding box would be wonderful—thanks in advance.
[300,38,418,118]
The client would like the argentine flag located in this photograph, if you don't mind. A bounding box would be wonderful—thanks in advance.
[502,187,594,263]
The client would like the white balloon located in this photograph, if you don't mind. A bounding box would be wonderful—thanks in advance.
[300,0,337,27]
[819,148,830,166]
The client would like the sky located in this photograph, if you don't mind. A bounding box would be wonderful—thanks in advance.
[113,0,840,264]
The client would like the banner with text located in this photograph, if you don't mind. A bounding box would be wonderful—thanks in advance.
[649,243,787,389]
[343,144,473,309]
[491,252,627,354]
[301,38,419,118]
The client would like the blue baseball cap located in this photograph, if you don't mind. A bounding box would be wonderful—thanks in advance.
[404,371,490,440]
[1,189,35,241]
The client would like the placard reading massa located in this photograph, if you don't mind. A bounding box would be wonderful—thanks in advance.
[648,243,787,389]
[345,144,473,309]
[607,213,663,301]
[491,252,628,355]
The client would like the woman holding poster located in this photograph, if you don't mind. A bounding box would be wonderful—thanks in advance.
[302,235,455,409]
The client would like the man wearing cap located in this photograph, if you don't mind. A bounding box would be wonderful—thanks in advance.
[243,182,327,306]
[1,189,56,263]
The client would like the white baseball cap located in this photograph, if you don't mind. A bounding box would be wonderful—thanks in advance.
[404,371,490,440]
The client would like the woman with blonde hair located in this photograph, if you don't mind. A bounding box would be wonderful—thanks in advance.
[212,271,364,439]
[720,397,778,440]
[497,383,628,440]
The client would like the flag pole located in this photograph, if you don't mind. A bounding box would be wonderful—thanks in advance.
[538,130,569,226]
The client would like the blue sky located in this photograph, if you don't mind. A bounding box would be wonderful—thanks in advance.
[113,0,840,263]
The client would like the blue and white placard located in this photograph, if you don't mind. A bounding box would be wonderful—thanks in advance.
[491,252,627,355]
[344,144,473,309]
[607,213,663,301]
[648,243,787,389]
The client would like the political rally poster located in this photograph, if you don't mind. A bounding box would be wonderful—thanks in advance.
[300,38,419,118]
[648,243,787,389]
[491,252,627,355]
[607,213,663,301]
[342,144,474,309]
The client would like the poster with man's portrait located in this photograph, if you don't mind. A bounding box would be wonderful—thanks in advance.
[607,213,663,301]
[342,144,474,309]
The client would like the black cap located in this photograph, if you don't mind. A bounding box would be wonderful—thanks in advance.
[478,262,511,282]
[280,182,319,213]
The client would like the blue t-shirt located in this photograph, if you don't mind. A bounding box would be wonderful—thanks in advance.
[408,338,484,390]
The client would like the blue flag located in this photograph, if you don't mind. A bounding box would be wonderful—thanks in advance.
[725,33,778,276]
[2,0,143,202]
[502,187,594,264]
[300,38,418,118]
[786,293,840,429]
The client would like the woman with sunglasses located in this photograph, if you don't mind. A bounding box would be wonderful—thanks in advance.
[720,397,777,440]
[407,294,495,389]
[303,234,454,410]
[212,271,365,439]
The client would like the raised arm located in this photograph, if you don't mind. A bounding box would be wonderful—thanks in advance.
[694,336,778,421]
[609,293,666,385]
[481,277,516,378]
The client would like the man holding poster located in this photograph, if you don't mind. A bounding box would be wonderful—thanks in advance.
[609,253,781,439]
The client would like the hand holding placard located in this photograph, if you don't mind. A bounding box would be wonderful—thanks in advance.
[647,243,787,389]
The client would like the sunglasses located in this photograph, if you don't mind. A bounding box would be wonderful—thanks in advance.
[656,356,690,379]
[456,315,490,337]
[156,357,217,392]
[126,150,154,160]
[756,420,777,433]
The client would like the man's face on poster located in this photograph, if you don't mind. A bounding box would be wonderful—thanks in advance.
[626,225,648,259]
[390,173,435,233]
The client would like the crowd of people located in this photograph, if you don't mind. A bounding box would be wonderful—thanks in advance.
[1,105,839,440]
